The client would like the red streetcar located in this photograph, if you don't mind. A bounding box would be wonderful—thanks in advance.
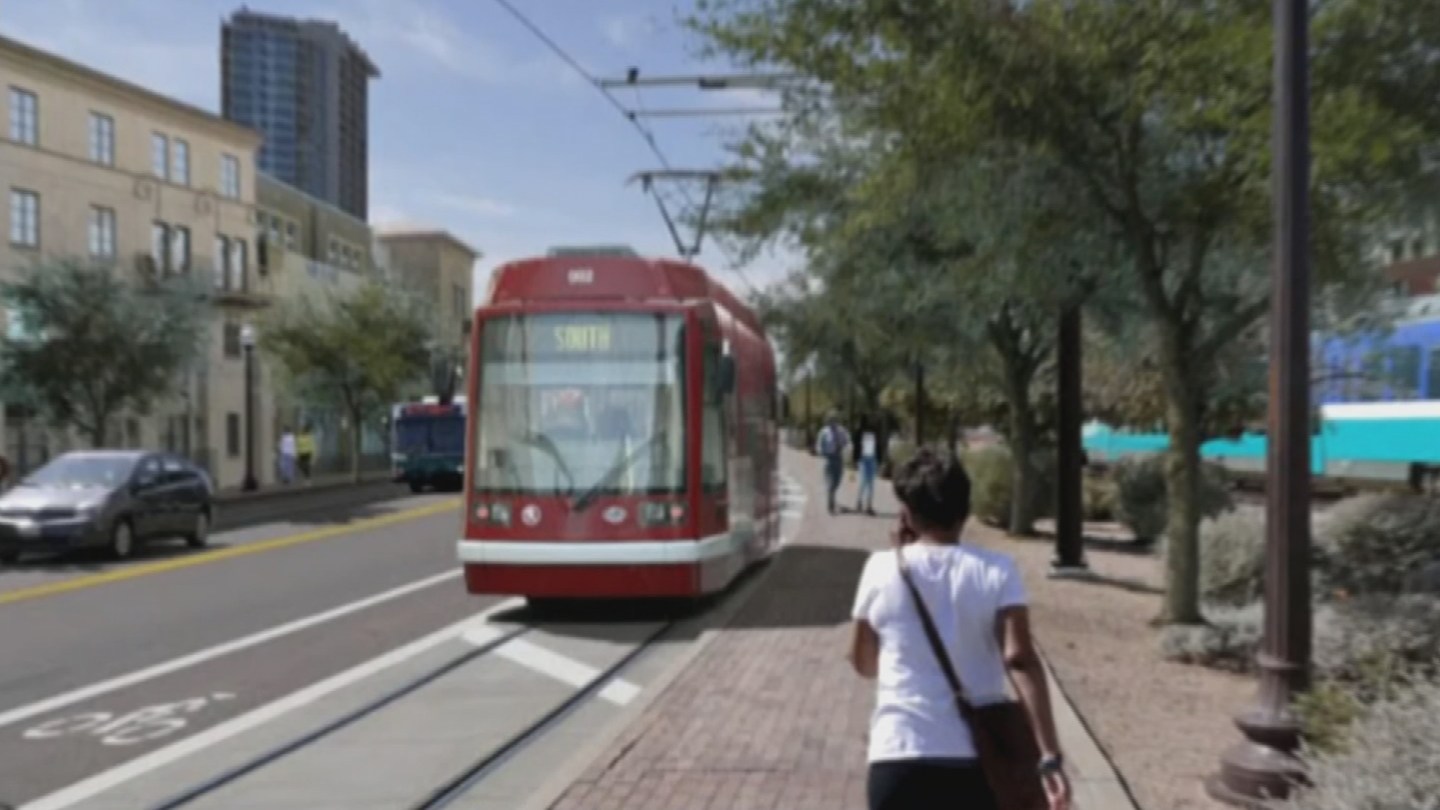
[457,248,781,604]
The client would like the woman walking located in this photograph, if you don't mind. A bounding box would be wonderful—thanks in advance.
[849,447,1071,809]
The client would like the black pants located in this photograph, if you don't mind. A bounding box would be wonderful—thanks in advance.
[867,759,997,810]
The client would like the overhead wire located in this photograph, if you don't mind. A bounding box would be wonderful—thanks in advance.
[488,0,758,293]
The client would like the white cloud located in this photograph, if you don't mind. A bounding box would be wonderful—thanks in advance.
[433,193,518,219]
[601,15,656,50]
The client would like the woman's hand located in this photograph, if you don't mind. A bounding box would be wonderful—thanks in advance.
[1043,768,1072,810]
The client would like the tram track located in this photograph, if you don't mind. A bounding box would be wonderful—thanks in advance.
[140,615,676,810]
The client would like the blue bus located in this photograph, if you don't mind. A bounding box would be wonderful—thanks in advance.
[390,397,467,492]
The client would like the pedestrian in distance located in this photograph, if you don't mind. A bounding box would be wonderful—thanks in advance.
[816,411,850,514]
[856,419,879,516]
[296,424,316,485]
[277,426,297,485]
[849,446,1071,810]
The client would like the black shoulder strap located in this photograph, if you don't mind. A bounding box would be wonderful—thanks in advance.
[895,547,975,713]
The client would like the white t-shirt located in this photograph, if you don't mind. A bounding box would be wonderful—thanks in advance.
[861,432,877,459]
[851,544,1028,763]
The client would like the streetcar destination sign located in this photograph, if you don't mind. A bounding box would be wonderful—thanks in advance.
[553,324,612,353]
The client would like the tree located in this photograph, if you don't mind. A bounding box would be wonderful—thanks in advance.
[261,283,431,482]
[689,0,1439,624]
[0,258,206,447]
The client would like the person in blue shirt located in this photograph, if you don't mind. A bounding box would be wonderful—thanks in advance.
[816,412,850,514]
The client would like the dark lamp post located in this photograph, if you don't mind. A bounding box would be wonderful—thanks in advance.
[240,323,258,492]
[1208,0,1312,803]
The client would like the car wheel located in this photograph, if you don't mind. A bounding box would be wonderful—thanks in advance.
[0,550,19,566]
[110,520,136,560]
[186,511,210,549]
[409,480,424,494]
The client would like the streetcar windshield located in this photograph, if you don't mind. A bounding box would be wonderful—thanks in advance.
[473,312,687,495]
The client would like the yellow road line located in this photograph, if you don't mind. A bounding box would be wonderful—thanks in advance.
[0,499,462,607]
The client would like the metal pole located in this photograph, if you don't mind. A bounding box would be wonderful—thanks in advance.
[1051,304,1089,575]
[242,345,258,491]
[1208,0,1311,801]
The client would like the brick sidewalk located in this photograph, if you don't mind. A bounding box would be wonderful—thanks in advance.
[545,451,1133,810]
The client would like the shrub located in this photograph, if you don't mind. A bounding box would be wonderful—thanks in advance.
[961,444,1056,528]
[1199,508,1266,606]
[1158,602,1263,672]
[1112,454,1233,543]
[1160,594,1440,684]
[1320,492,1440,596]
[965,445,1015,526]
[1082,473,1118,521]
[1281,677,1440,809]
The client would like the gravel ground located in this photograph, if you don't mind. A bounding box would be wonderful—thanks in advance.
[968,521,1252,810]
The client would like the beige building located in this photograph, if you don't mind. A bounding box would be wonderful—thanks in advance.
[255,172,387,470]
[0,33,280,488]
[375,229,477,357]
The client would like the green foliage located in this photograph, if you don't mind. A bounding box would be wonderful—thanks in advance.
[1321,493,1440,596]
[688,0,1440,624]
[1082,473,1117,522]
[1113,456,1232,543]
[261,283,431,478]
[1198,508,1266,607]
[0,258,206,447]
[1283,677,1440,809]
[961,444,1056,529]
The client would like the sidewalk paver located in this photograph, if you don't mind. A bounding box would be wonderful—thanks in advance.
[546,450,1136,810]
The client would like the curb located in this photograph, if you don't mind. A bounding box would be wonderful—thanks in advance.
[213,474,395,505]
[1036,642,1143,809]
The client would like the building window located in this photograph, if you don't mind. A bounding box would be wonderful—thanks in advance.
[9,188,38,247]
[223,322,242,358]
[220,154,240,199]
[226,412,241,458]
[171,225,191,273]
[454,283,465,319]
[89,206,116,258]
[229,238,247,290]
[88,112,114,166]
[172,139,190,185]
[152,221,170,270]
[151,133,168,179]
[284,221,296,249]
[215,235,230,289]
[9,87,37,145]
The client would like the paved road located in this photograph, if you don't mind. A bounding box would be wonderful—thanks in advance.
[0,491,482,808]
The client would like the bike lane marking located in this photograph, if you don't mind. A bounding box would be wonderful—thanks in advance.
[22,693,238,748]
[0,499,460,607]
[0,569,459,732]
[18,597,523,810]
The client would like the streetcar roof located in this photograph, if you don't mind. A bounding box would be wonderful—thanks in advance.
[484,254,765,338]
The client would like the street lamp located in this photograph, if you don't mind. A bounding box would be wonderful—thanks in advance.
[1208,0,1312,803]
[240,323,258,492]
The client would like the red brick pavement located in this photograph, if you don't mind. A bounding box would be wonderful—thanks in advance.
[549,451,885,810]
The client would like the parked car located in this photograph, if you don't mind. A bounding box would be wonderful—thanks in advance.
[0,450,213,565]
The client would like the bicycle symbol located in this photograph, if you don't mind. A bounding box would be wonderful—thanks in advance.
[22,692,237,747]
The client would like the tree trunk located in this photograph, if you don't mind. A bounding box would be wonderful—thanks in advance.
[1160,356,1207,625]
[1006,392,1040,536]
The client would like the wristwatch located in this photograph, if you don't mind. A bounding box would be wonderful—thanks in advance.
[1038,754,1064,775]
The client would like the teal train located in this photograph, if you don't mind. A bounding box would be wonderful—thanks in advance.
[1083,298,1440,489]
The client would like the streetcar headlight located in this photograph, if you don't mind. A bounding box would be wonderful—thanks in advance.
[640,502,685,526]
[490,502,512,526]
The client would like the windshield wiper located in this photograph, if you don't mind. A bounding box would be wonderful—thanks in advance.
[518,431,576,496]
[572,431,665,513]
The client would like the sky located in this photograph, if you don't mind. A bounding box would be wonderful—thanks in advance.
[0,0,798,303]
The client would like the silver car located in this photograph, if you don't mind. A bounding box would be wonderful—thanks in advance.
[0,451,214,565]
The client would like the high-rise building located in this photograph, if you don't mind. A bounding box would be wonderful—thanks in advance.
[221,8,378,220]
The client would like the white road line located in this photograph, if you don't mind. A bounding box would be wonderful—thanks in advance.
[0,569,461,732]
[469,634,641,707]
[19,597,524,810]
